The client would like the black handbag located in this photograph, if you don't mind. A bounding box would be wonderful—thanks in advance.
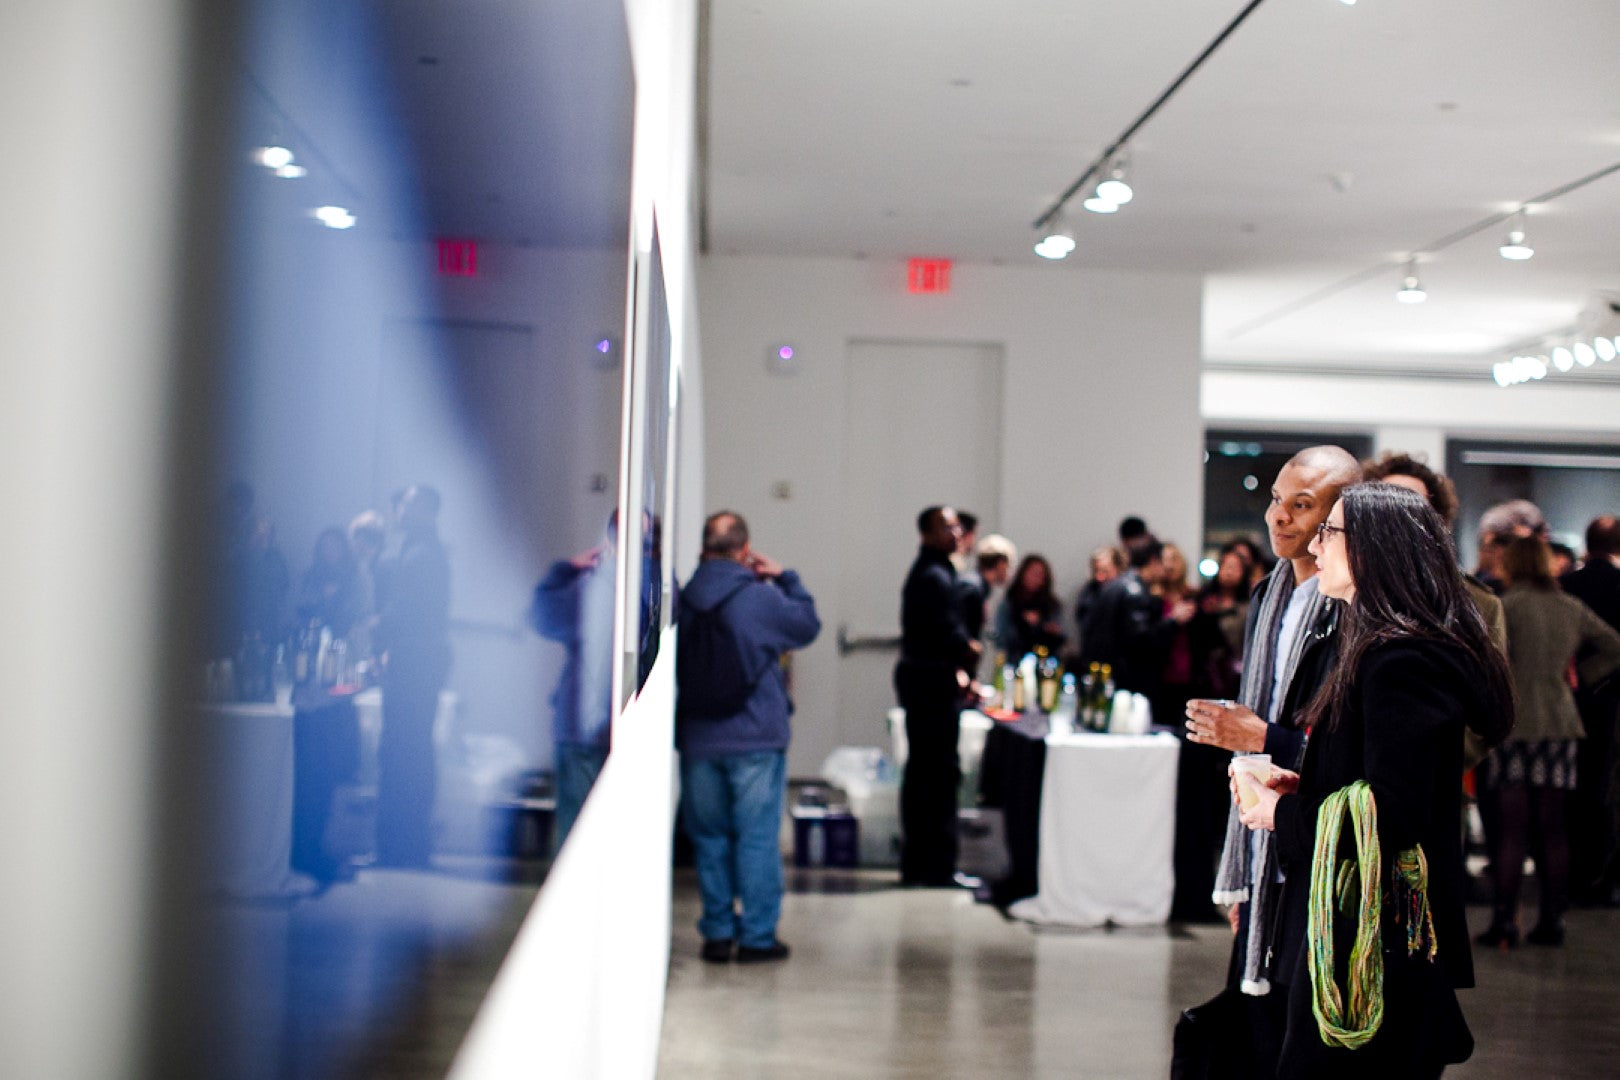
[1171,987,1257,1080]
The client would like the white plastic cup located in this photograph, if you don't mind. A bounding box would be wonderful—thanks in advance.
[1231,753,1272,811]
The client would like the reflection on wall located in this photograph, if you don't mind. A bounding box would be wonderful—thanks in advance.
[636,225,676,693]
[194,0,635,1073]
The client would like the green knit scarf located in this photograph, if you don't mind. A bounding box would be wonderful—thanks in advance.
[1307,781,1437,1051]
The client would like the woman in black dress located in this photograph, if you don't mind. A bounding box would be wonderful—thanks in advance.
[1237,483,1514,1078]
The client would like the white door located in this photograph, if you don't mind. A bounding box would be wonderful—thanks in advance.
[835,339,1004,756]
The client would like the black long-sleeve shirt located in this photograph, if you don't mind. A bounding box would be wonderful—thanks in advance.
[899,546,975,677]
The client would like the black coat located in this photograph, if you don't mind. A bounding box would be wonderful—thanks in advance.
[897,546,974,681]
[1563,557,1620,635]
[1081,570,1175,695]
[1270,638,1484,1075]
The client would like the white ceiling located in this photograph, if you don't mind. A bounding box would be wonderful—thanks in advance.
[241,0,634,249]
[704,0,1620,378]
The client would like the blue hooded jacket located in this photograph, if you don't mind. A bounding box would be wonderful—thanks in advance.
[676,558,821,759]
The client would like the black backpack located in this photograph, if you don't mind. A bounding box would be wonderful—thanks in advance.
[677,581,760,719]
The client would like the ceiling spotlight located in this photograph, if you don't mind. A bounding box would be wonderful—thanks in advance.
[274,164,307,179]
[1551,346,1575,372]
[312,205,356,230]
[1094,155,1134,206]
[1034,214,1076,259]
[254,145,294,170]
[1597,337,1618,362]
[1082,196,1119,214]
[1498,212,1533,260]
[1573,341,1596,367]
[1395,260,1426,304]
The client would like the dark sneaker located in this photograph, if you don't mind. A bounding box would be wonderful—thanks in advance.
[700,939,734,963]
[735,941,791,963]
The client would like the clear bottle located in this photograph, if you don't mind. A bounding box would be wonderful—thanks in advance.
[293,620,317,684]
[1050,673,1077,736]
[1019,653,1038,713]
[271,645,293,707]
[1038,658,1060,712]
[316,625,336,686]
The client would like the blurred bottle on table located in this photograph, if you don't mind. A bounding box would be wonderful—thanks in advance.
[1050,673,1078,735]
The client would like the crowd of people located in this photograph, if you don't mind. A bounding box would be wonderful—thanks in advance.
[863,451,1620,1076]
[212,481,452,877]
[1174,449,1620,1078]
[886,504,1284,912]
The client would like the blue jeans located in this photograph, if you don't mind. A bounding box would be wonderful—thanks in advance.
[554,742,610,850]
[680,750,786,949]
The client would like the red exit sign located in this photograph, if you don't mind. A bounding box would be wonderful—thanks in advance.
[907,258,952,294]
[437,239,478,277]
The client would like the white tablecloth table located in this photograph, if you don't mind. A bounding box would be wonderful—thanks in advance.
[198,700,312,900]
[1009,731,1179,927]
[886,707,993,797]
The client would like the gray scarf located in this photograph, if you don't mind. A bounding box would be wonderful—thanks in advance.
[1212,560,1326,995]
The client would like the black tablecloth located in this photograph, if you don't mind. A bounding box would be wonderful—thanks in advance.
[977,712,1048,908]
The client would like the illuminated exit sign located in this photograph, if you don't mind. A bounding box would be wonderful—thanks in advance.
[437,239,478,277]
[907,258,952,294]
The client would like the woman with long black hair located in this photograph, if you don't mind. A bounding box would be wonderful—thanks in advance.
[993,553,1066,660]
[1236,483,1514,1078]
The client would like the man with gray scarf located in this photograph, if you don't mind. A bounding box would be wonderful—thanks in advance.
[1182,445,1361,1073]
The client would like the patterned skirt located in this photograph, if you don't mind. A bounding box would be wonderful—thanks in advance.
[1478,737,1579,791]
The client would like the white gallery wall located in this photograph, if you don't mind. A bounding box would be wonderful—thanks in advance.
[700,255,1204,776]
[1204,367,1620,447]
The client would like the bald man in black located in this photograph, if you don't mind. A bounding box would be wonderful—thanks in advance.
[895,506,980,886]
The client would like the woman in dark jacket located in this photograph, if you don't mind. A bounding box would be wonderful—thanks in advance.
[1190,540,1253,701]
[1237,483,1514,1079]
[994,553,1066,660]
[297,525,362,636]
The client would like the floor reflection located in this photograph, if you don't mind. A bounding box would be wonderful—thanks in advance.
[204,865,539,1079]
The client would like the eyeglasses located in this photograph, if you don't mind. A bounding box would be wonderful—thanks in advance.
[1315,521,1346,544]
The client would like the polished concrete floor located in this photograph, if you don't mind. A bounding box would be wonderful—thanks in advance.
[658,868,1620,1079]
[205,859,539,1079]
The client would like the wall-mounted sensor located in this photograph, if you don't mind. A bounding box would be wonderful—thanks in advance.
[767,344,799,374]
[591,336,622,370]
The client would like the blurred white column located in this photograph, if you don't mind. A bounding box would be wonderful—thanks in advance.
[0,3,191,1076]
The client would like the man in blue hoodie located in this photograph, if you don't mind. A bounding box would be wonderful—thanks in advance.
[676,511,821,963]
